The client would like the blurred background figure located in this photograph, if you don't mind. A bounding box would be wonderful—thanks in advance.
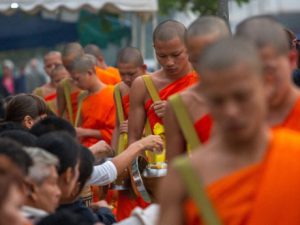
[25,58,47,93]
[1,59,15,96]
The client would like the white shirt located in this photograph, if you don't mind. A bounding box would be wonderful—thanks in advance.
[88,160,117,186]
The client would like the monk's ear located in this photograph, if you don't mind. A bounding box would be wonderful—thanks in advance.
[87,69,94,77]
[288,49,298,70]
[141,64,147,73]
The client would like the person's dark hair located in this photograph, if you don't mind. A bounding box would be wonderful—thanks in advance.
[0,138,33,175]
[5,94,49,123]
[0,130,37,147]
[36,132,80,175]
[37,210,93,225]
[30,116,76,137]
[77,146,95,195]
[0,121,25,133]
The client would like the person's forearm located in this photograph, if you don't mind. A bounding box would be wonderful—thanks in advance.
[79,128,101,138]
[111,142,143,175]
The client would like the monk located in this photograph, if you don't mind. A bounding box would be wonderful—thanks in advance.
[33,51,64,113]
[128,19,198,149]
[70,54,115,147]
[112,47,148,221]
[235,17,300,131]
[84,44,121,85]
[158,38,300,225]
[56,42,84,126]
[164,16,230,161]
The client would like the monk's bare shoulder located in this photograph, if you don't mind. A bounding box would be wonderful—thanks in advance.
[179,85,208,122]
[189,139,226,186]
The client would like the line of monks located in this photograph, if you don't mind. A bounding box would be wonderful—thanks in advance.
[32,15,300,225]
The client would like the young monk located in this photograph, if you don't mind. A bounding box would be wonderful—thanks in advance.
[33,51,64,113]
[56,42,84,125]
[158,37,300,225]
[70,54,115,147]
[112,47,148,221]
[128,19,198,155]
[235,17,300,131]
[164,16,230,161]
[84,44,121,85]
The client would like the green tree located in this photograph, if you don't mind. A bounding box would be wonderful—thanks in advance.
[159,0,249,25]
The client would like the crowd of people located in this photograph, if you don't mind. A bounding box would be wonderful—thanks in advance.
[1,14,300,225]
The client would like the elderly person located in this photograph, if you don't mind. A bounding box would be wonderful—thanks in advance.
[22,147,61,224]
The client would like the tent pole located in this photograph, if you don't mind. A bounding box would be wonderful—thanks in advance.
[131,12,138,47]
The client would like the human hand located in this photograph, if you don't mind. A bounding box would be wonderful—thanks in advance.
[89,140,114,159]
[120,120,128,133]
[136,135,163,153]
[151,100,168,118]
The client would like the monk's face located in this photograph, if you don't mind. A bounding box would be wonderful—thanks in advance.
[187,34,218,69]
[52,69,69,88]
[44,54,62,77]
[260,46,295,107]
[201,63,267,143]
[71,71,90,90]
[118,62,146,87]
[154,37,190,76]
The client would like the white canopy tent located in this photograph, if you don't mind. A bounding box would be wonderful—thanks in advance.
[0,0,158,56]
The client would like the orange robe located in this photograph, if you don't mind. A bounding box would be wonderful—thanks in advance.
[194,114,213,143]
[96,66,121,85]
[184,128,300,225]
[115,92,149,221]
[81,86,116,147]
[145,72,198,130]
[272,96,300,131]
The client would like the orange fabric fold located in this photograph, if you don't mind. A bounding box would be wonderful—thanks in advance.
[145,72,198,130]
[44,92,57,101]
[272,96,300,132]
[194,114,213,144]
[81,86,116,147]
[184,129,300,225]
[116,193,149,221]
[122,94,130,119]
[96,66,121,85]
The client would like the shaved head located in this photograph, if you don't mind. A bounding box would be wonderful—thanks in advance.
[235,17,289,55]
[62,42,84,71]
[44,51,61,61]
[84,44,104,60]
[187,16,230,40]
[197,37,262,77]
[117,47,144,67]
[70,54,97,74]
[186,16,231,66]
[153,20,187,44]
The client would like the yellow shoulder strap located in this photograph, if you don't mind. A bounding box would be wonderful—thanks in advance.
[114,85,128,155]
[169,94,201,151]
[172,157,222,225]
[62,79,74,126]
[34,87,43,97]
[74,91,89,127]
[142,75,161,102]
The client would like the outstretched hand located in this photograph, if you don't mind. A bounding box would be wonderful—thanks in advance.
[137,135,163,153]
[89,140,114,159]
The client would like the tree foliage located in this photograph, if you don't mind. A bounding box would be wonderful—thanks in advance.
[159,0,249,15]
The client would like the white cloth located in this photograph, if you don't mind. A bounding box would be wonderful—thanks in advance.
[88,160,117,186]
[22,205,48,223]
[114,204,160,225]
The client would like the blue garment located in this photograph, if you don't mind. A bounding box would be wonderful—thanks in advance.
[57,198,116,225]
